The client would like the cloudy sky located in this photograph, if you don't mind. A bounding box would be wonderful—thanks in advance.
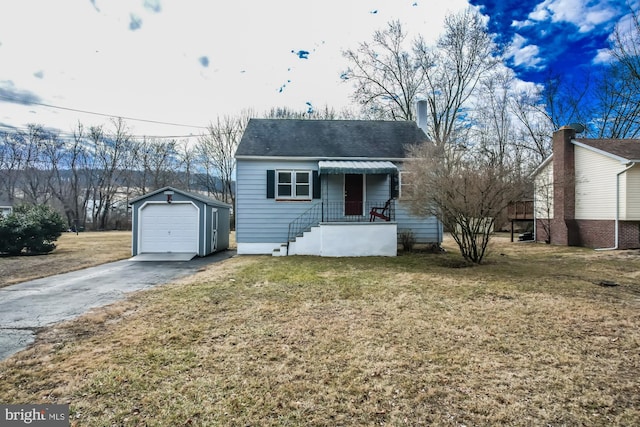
[0,0,634,139]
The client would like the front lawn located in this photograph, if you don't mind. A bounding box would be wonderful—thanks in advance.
[0,231,132,288]
[1,235,639,425]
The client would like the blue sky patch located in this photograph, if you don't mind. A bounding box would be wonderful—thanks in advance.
[469,0,627,85]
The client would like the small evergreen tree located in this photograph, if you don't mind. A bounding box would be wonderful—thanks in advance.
[0,205,67,255]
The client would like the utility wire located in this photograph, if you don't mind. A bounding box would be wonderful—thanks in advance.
[0,94,210,130]
[0,124,202,140]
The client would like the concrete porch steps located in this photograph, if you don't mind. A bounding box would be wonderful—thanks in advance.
[272,226,319,256]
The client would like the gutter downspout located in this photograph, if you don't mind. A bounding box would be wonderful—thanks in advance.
[596,163,635,251]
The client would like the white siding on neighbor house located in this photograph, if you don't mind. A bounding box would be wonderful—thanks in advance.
[534,160,554,219]
[622,165,640,220]
[575,146,624,220]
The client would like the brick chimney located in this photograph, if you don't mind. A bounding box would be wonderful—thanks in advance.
[552,126,579,245]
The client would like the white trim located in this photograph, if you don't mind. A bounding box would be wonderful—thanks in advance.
[596,164,635,251]
[399,171,412,200]
[276,169,312,199]
[531,154,553,178]
[211,208,218,251]
[137,201,200,255]
[237,242,283,255]
[236,155,407,162]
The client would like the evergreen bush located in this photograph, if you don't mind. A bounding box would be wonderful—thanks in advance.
[0,205,67,255]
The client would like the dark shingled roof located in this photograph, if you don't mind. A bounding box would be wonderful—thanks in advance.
[235,119,429,159]
[575,138,640,161]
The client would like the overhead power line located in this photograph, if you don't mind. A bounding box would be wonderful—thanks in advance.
[0,94,209,130]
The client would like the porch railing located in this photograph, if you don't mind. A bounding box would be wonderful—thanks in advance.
[288,202,324,243]
[287,200,395,243]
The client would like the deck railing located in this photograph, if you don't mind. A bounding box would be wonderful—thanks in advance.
[287,200,395,243]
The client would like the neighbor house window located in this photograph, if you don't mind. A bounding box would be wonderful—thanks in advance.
[277,170,311,199]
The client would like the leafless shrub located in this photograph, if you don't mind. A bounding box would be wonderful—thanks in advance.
[405,142,528,263]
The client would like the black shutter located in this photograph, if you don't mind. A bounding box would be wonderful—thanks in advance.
[390,172,399,199]
[312,170,321,199]
[266,170,275,199]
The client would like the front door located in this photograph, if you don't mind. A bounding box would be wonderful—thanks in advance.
[344,174,363,216]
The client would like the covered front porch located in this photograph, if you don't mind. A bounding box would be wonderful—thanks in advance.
[278,160,399,256]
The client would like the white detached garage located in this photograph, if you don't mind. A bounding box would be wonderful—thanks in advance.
[130,186,231,259]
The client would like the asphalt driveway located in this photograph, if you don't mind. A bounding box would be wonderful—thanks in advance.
[0,250,235,361]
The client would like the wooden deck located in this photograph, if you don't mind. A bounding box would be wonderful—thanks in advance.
[507,200,534,241]
[508,200,534,220]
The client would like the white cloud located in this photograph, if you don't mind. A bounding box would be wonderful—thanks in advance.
[593,48,613,64]
[527,0,620,33]
[507,34,544,69]
[592,3,640,65]
[511,19,534,29]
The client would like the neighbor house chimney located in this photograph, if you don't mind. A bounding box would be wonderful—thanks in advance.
[552,126,577,245]
[416,99,428,134]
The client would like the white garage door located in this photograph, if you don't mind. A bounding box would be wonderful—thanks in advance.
[139,203,199,254]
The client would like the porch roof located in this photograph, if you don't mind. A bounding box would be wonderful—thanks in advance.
[318,160,398,175]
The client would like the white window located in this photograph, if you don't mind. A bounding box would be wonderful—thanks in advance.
[277,170,311,199]
[399,171,413,200]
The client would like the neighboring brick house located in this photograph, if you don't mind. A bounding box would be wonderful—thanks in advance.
[533,126,640,249]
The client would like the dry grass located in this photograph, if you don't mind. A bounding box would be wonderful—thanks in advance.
[1,234,640,426]
[0,231,132,288]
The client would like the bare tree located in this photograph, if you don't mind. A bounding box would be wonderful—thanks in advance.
[470,70,515,167]
[591,62,640,138]
[611,6,640,84]
[342,20,425,120]
[510,87,554,166]
[175,139,197,191]
[64,123,93,228]
[405,142,528,263]
[197,111,251,206]
[415,8,501,145]
[0,131,25,201]
[88,118,132,230]
[18,125,53,205]
[533,163,554,244]
[138,137,180,191]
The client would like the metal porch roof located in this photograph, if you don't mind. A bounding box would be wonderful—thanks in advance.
[318,160,398,174]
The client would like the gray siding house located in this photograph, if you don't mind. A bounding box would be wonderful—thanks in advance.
[235,119,442,256]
